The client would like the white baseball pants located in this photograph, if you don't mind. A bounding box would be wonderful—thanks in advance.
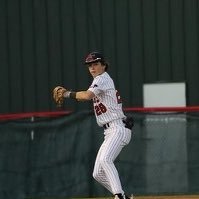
[93,120,132,195]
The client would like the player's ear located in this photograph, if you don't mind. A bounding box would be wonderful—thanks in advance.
[103,62,108,71]
[100,61,107,71]
[102,64,106,71]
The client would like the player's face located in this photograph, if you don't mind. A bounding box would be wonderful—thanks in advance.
[87,61,106,78]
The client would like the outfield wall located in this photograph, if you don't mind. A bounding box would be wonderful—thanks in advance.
[0,111,199,199]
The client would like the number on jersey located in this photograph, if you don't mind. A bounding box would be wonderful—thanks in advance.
[93,91,122,116]
[94,103,107,116]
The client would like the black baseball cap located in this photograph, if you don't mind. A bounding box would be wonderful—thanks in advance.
[84,52,104,64]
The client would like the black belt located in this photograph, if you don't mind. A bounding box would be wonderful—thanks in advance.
[103,120,126,130]
[103,117,134,130]
[103,123,110,129]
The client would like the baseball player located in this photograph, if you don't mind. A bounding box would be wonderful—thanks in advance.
[53,52,134,199]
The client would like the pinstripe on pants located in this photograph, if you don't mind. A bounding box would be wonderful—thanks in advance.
[93,120,131,195]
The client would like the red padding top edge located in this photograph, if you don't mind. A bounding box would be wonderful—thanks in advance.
[0,111,72,121]
[1,106,199,121]
[124,106,199,112]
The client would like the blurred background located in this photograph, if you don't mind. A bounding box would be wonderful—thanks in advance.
[0,0,199,114]
[0,0,199,199]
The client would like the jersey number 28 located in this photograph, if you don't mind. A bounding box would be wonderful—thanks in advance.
[94,103,107,116]
[94,91,122,116]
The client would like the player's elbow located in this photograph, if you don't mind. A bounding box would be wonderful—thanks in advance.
[85,90,95,100]
[76,90,94,101]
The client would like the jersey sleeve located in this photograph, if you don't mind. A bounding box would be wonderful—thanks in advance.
[88,75,107,95]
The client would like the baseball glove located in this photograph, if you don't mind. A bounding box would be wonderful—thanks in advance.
[53,86,67,107]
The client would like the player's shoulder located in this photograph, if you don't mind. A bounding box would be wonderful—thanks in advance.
[97,72,112,81]
[92,72,114,88]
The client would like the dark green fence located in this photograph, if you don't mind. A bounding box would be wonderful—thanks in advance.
[0,111,199,199]
[1,0,199,113]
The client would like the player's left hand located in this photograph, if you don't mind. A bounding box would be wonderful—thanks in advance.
[52,86,67,107]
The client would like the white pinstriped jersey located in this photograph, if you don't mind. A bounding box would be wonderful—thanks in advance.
[88,72,125,126]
